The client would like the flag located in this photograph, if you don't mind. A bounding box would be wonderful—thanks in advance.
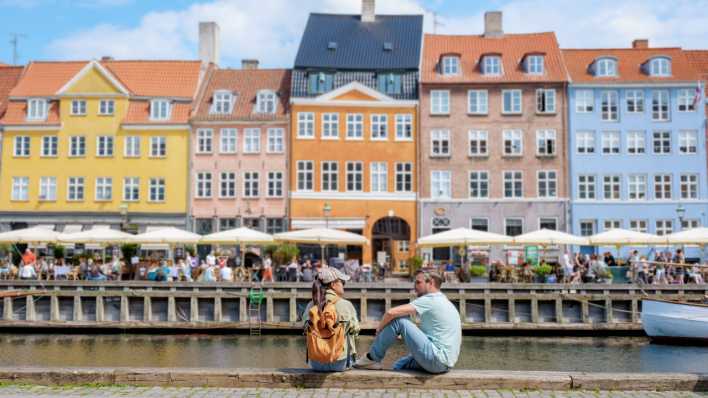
[692,84,702,109]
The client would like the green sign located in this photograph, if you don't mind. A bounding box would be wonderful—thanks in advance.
[525,246,539,266]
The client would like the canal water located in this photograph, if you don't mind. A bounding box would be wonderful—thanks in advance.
[1,334,707,373]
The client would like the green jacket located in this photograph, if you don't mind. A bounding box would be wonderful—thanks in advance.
[303,289,360,361]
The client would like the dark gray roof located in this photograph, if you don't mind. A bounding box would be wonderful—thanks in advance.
[294,13,423,70]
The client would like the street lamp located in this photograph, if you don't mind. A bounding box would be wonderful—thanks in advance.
[119,203,129,232]
[676,203,686,232]
[323,202,332,229]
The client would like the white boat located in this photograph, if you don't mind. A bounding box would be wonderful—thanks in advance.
[641,299,708,343]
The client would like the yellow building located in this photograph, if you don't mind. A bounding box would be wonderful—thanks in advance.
[0,60,202,232]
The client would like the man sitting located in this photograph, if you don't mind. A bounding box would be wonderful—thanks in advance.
[354,270,461,374]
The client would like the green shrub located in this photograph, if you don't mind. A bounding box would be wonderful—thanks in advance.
[532,263,553,277]
[408,255,423,277]
[273,243,299,266]
[469,264,487,277]
[52,245,65,259]
[120,244,139,260]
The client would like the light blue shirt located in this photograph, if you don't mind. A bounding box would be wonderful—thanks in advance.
[410,292,461,367]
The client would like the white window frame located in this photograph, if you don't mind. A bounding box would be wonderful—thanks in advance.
[628,174,647,200]
[467,90,488,114]
[38,176,57,201]
[219,172,236,198]
[71,99,87,116]
[297,112,315,139]
[651,90,670,121]
[13,136,30,157]
[220,128,237,154]
[196,129,213,154]
[430,170,451,199]
[430,129,450,157]
[537,170,557,198]
[601,131,620,154]
[527,55,544,74]
[96,136,114,157]
[321,161,339,192]
[536,89,556,114]
[123,177,140,202]
[468,171,489,199]
[346,161,363,192]
[27,98,48,121]
[577,175,596,200]
[67,177,84,201]
[123,136,140,158]
[502,89,522,114]
[371,162,388,193]
[69,135,86,157]
[596,58,617,77]
[678,89,696,112]
[652,130,671,154]
[195,172,213,199]
[150,136,166,157]
[600,90,619,121]
[211,90,234,115]
[680,173,699,200]
[604,219,622,231]
[394,162,413,193]
[653,174,672,200]
[430,90,450,115]
[502,129,523,156]
[625,90,644,113]
[149,178,165,202]
[441,55,460,75]
[149,99,171,121]
[468,130,488,157]
[95,177,113,201]
[655,219,673,236]
[629,219,648,233]
[576,131,595,154]
[503,170,523,198]
[346,113,364,140]
[575,90,594,113]
[603,175,621,200]
[11,177,29,201]
[505,218,524,237]
[627,131,645,154]
[256,90,277,114]
[395,114,413,141]
[267,128,284,153]
[649,58,671,77]
[40,136,58,157]
[482,55,502,75]
[321,113,339,139]
[296,161,314,192]
[536,129,556,156]
[99,99,115,116]
[267,171,284,198]
[243,128,261,154]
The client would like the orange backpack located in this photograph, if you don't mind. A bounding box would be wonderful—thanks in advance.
[305,296,346,363]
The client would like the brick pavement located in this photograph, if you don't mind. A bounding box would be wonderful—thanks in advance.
[0,386,705,398]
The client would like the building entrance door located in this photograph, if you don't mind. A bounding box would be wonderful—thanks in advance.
[371,217,411,274]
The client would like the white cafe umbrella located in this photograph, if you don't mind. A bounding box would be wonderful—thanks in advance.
[131,227,201,244]
[274,228,368,263]
[59,228,134,244]
[665,227,708,245]
[0,226,62,244]
[589,229,665,246]
[201,227,274,267]
[417,228,512,248]
[513,229,589,246]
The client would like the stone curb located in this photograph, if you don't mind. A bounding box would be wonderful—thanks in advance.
[0,367,705,391]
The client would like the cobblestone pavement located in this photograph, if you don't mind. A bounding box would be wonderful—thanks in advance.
[0,386,705,398]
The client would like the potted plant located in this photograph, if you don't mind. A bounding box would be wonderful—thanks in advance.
[121,243,139,261]
[273,243,299,266]
[52,245,65,260]
[532,263,554,283]
[408,255,423,279]
[469,264,487,283]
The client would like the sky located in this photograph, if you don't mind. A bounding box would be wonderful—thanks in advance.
[0,0,707,68]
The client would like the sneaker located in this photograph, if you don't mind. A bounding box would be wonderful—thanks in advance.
[353,354,383,370]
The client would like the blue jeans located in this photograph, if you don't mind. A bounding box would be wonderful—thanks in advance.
[309,356,352,372]
[368,318,449,374]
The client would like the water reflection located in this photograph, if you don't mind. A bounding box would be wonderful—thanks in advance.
[0,334,706,373]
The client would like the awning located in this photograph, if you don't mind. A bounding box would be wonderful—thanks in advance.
[290,218,365,230]
[28,224,55,249]
[140,226,169,251]
[59,225,83,249]
[86,225,111,250]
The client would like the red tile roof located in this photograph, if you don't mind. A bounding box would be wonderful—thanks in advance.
[421,32,568,84]
[562,47,699,83]
[685,50,708,95]
[0,66,23,117]
[192,68,291,122]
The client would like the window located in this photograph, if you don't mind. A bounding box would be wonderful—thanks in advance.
[577,175,596,200]
[468,90,488,114]
[603,175,621,200]
[536,129,556,156]
[197,129,213,153]
[649,58,671,77]
[540,218,558,231]
[244,128,261,153]
[220,128,237,153]
[627,131,645,154]
[651,90,670,121]
[99,99,114,115]
[629,220,647,233]
[196,172,212,198]
[267,172,283,197]
[39,176,56,201]
[370,114,388,140]
[218,218,238,232]
[14,136,30,157]
[41,136,58,157]
[149,178,165,202]
[395,162,413,192]
[297,161,313,191]
[123,136,140,157]
[431,129,450,157]
[527,55,544,74]
[150,136,166,157]
[267,128,284,153]
[69,136,86,157]
[596,58,617,77]
[371,162,388,193]
[626,90,644,113]
[256,90,277,114]
[71,100,86,115]
[628,175,647,200]
[27,99,48,120]
[430,90,450,114]
[150,99,171,120]
[604,219,621,231]
[346,161,363,192]
[346,114,363,139]
[468,130,488,156]
[505,218,523,237]
[11,177,29,201]
[211,91,234,114]
[503,129,523,156]
[601,131,620,154]
[580,220,596,237]
[322,113,339,139]
[308,72,333,95]
[600,91,618,121]
[502,90,522,114]
[482,55,502,75]
[536,89,556,113]
[297,113,314,138]
[95,177,112,201]
[537,170,557,198]
[266,219,286,234]
[469,171,489,198]
[678,130,697,154]
[96,136,114,157]
[652,131,671,154]
[377,73,402,95]
[678,89,696,112]
[123,177,139,201]
[220,172,236,198]
[655,220,673,236]
[576,131,595,154]
[67,177,84,201]
[470,218,489,232]
[682,219,701,230]
[680,174,698,199]
[575,90,594,113]
[431,170,451,199]
[654,174,672,200]
[395,114,413,140]
[321,161,339,192]
[441,55,460,75]
[503,171,523,198]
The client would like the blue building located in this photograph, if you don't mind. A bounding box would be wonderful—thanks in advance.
[564,41,707,259]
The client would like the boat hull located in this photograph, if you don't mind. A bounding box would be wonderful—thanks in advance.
[641,299,708,344]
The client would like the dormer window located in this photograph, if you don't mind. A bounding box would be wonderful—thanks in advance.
[482,55,502,75]
[441,55,460,75]
[649,57,671,77]
[377,73,402,95]
[595,58,617,77]
[256,90,277,114]
[526,55,544,74]
[211,90,234,114]
[308,71,334,95]
[150,99,171,121]
[27,98,48,121]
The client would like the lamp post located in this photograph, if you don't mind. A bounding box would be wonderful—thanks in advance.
[676,203,686,232]
[323,202,332,229]
[119,203,129,232]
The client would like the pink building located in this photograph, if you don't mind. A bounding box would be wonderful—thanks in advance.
[190,61,291,236]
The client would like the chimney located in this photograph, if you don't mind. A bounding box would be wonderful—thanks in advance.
[632,39,649,49]
[100,56,113,61]
[242,59,259,70]
[199,21,220,66]
[362,0,375,23]
[484,11,503,38]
